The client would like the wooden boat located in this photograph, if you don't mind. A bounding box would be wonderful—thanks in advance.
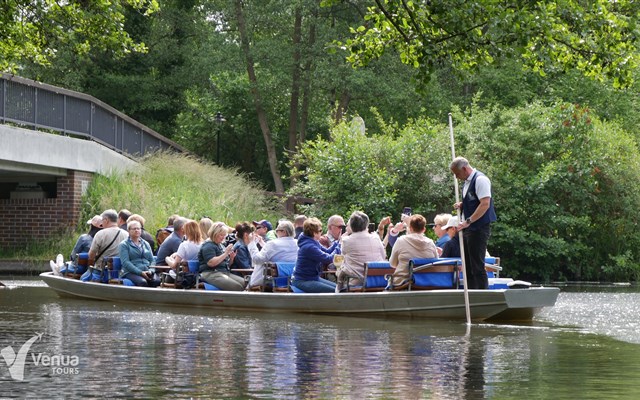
[40,271,559,322]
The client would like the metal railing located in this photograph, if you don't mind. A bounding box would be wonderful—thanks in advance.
[1,73,185,157]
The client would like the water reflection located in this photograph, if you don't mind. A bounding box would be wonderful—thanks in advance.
[2,284,640,398]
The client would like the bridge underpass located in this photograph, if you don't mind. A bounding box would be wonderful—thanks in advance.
[0,74,184,251]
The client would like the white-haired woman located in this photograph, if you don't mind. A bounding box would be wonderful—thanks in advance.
[337,211,387,292]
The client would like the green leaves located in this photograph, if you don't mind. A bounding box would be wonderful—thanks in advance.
[456,102,640,281]
[0,0,158,72]
[289,114,452,223]
[338,0,640,88]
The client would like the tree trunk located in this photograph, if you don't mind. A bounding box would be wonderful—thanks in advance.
[288,7,302,153]
[299,16,316,145]
[234,0,284,193]
[332,90,351,124]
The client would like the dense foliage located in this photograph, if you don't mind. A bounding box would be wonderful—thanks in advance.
[290,114,452,222]
[292,103,640,282]
[3,1,640,281]
[456,103,640,282]
[0,0,159,72]
[336,0,640,89]
[82,152,277,231]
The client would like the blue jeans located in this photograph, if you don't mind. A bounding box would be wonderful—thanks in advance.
[291,277,336,293]
[123,272,160,287]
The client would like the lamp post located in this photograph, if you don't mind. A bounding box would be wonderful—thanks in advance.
[214,111,226,164]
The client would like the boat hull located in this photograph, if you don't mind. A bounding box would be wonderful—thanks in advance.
[40,272,559,321]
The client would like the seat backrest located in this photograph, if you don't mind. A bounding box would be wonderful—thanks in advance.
[187,260,199,274]
[484,256,501,278]
[276,262,296,277]
[111,256,122,271]
[410,258,459,289]
[105,256,122,280]
[77,252,89,267]
[363,261,395,290]
[274,262,296,289]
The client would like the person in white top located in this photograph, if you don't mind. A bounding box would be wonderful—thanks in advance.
[247,220,298,288]
[165,220,204,269]
[336,211,386,292]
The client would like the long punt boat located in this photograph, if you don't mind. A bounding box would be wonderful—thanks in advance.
[40,271,558,322]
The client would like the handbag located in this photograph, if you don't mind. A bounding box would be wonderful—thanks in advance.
[175,271,196,289]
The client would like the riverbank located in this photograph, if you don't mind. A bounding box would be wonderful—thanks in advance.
[0,259,48,275]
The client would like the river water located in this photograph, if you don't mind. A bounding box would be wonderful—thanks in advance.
[1,277,639,399]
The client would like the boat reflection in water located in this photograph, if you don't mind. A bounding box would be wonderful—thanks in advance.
[3,284,640,399]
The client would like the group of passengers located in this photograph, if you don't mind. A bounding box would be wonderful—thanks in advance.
[53,207,464,293]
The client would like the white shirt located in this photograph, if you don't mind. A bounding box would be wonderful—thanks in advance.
[462,169,492,219]
[247,237,298,287]
[176,240,202,262]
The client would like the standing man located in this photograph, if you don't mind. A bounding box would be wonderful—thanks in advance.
[450,157,497,289]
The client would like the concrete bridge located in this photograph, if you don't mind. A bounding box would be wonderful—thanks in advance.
[0,74,184,250]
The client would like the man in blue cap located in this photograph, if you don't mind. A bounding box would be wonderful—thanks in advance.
[253,219,276,241]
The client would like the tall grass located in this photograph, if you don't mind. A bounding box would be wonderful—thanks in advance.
[4,152,279,261]
[83,152,278,230]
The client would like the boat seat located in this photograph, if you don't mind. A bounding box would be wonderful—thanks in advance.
[264,262,296,292]
[484,257,501,278]
[63,252,89,279]
[203,283,221,290]
[457,256,503,285]
[348,262,396,292]
[409,258,460,290]
[107,257,123,284]
[291,286,305,293]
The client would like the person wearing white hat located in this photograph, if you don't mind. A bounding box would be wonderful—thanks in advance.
[439,216,461,258]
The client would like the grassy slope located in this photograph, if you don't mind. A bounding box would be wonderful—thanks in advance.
[3,152,279,261]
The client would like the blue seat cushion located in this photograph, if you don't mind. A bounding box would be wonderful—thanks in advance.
[413,272,455,288]
[203,283,220,291]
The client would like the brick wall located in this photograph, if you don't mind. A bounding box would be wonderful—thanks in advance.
[0,170,93,249]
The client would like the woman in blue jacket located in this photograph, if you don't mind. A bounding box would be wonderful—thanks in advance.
[119,220,159,287]
[292,217,339,293]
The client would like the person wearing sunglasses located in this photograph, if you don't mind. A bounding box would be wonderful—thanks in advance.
[292,218,340,293]
[319,215,346,249]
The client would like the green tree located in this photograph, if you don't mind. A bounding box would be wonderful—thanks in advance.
[21,0,206,138]
[173,0,429,191]
[290,114,452,223]
[453,102,640,281]
[335,0,640,88]
[0,0,159,72]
